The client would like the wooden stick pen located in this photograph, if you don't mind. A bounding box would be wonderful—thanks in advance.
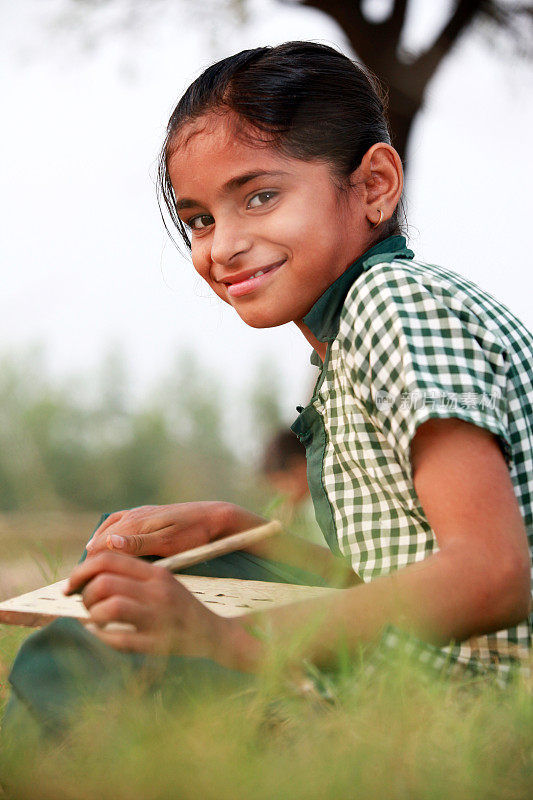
[154,520,283,572]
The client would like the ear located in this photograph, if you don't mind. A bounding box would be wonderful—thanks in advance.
[356,143,403,230]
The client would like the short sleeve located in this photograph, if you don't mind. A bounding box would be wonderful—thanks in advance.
[339,265,512,482]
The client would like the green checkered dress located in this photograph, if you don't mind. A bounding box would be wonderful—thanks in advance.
[292,235,533,682]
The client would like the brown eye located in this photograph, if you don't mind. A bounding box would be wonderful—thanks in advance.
[247,191,277,209]
[189,214,214,230]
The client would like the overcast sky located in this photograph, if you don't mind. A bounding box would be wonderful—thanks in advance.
[1,0,532,432]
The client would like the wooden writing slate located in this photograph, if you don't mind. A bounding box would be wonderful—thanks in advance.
[0,575,336,628]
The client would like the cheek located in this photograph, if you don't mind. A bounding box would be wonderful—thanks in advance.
[263,206,311,252]
[270,190,336,251]
[191,241,230,304]
[191,240,211,281]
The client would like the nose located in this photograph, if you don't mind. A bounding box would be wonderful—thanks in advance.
[210,215,252,266]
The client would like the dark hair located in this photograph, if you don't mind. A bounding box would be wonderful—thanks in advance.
[158,41,402,250]
[262,430,306,475]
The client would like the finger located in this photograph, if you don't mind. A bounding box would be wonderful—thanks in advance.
[86,506,160,552]
[85,511,126,551]
[104,524,178,557]
[89,596,152,630]
[86,521,139,555]
[108,506,193,541]
[65,551,157,595]
[88,511,175,555]
[81,573,148,610]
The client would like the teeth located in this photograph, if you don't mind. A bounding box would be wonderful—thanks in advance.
[253,270,265,278]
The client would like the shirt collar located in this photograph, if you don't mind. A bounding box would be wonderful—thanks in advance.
[302,235,414,344]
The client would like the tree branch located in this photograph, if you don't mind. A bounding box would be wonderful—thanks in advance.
[482,0,533,21]
[300,0,374,41]
[479,1,533,58]
[383,0,410,40]
[414,0,485,88]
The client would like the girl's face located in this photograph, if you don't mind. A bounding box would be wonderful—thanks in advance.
[168,115,371,329]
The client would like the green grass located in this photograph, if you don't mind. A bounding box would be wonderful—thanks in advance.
[1,619,533,800]
[1,525,533,799]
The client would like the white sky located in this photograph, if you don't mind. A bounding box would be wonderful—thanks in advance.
[1,0,532,432]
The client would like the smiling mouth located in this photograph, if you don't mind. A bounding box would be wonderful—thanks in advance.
[225,259,286,298]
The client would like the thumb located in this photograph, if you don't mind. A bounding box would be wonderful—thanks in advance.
[106,532,151,556]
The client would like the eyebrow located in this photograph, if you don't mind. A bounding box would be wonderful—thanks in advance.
[175,170,289,212]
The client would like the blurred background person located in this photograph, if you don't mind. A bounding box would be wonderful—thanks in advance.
[262,429,325,546]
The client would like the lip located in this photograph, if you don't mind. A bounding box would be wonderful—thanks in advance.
[221,259,286,298]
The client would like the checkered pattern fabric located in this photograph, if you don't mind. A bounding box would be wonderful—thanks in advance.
[311,256,533,678]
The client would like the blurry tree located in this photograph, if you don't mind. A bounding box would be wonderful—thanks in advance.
[55,0,532,163]
[0,347,275,513]
[153,350,253,503]
[248,359,285,444]
[106,410,175,508]
[155,351,232,458]
[294,1,533,163]
[0,349,59,509]
[98,344,129,418]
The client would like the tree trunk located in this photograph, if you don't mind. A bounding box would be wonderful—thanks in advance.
[297,0,485,167]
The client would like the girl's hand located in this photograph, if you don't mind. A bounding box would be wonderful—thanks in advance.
[85,502,265,559]
[65,551,232,658]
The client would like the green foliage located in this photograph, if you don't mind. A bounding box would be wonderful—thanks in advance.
[0,347,280,513]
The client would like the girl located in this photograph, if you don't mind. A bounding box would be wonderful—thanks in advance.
[5,42,533,734]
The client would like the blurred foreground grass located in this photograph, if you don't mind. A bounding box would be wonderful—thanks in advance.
[1,519,533,799]
[1,619,533,800]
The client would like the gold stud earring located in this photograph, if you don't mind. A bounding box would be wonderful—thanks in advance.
[372,209,383,229]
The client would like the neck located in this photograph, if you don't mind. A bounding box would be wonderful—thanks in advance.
[294,320,327,362]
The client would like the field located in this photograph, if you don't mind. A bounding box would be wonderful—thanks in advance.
[0,511,99,602]
[1,513,533,800]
